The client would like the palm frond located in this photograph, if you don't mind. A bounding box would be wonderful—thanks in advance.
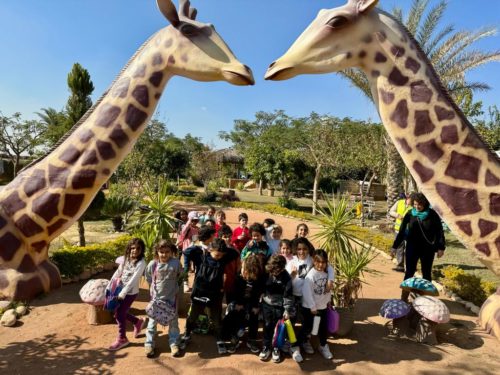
[425,24,454,56]
[405,0,429,36]
[339,69,373,102]
[416,0,447,49]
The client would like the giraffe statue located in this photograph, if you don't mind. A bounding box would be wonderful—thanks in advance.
[0,0,254,301]
[265,0,499,276]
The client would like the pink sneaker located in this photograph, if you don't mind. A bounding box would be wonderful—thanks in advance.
[134,318,146,338]
[108,338,129,351]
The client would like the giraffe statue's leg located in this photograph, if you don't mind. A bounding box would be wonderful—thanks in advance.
[0,260,61,301]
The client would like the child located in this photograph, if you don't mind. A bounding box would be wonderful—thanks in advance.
[144,240,182,358]
[183,226,217,287]
[286,237,334,361]
[260,254,294,363]
[218,225,241,304]
[263,218,276,229]
[174,209,188,251]
[199,206,216,225]
[182,238,239,355]
[296,249,334,360]
[178,211,200,292]
[214,210,228,236]
[223,254,265,354]
[266,224,283,255]
[231,212,250,252]
[279,239,293,263]
[204,218,216,228]
[107,238,147,351]
[241,223,273,262]
[290,223,310,253]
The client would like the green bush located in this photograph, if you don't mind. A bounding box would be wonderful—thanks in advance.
[236,182,245,191]
[277,196,299,210]
[440,265,495,306]
[230,201,311,220]
[195,191,218,203]
[50,235,132,278]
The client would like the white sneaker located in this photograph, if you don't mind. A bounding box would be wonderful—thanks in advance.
[291,346,303,363]
[318,344,333,359]
[302,340,314,354]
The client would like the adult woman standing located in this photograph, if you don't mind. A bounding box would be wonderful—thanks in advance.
[391,193,445,301]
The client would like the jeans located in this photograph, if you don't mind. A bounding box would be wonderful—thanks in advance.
[262,302,284,348]
[145,314,180,348]
[404,244,435,281]
[114,293,139,339]
[393,232,406,269]
[222,305,259,340]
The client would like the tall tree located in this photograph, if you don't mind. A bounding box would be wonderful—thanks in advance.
[36,107,69,148]
[65,63,95,247]
[340,0,500,208]
[0,112,45,177]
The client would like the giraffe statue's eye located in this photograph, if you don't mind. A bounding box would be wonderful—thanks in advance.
[326,16,349,29]
[179,23,198,36]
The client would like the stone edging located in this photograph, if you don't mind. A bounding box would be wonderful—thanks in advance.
[369,245,481,316]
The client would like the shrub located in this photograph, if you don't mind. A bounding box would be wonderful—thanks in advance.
[236,182,245,191]
[195,191,218,204]
[220,192,240,206]
[440,265,496,306]
[50,235,132,278]
[277,196,299,210]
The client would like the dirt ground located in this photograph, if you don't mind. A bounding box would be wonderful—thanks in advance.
[1,206,499,375]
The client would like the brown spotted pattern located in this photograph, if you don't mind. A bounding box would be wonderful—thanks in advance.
[445,151,481,183]
[390,100,409,129]
[125,104,148,131]
[456,221,473,236]
[413,160,434,183]
[410,80,433,103]
[436,183,481,215]
[416,140,443,163]
[414,110,435,136]
[440,125,459,144]
[95,104,121,128]
[32,192,60,223]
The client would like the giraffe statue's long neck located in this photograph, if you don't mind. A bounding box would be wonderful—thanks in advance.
[366,11,500,275]
[0,29,175,298]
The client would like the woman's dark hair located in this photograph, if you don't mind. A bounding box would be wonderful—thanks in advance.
[294,223,309,238]
[249,222,266,236]
[208,238,228,253]
[312,249,329,265]
[124,237,145,264]
[279,239,291,249]
[154,239,176,259]
[265,254,287,274]
[242,254,263,281]
[412,192,430,210]
[218,224,233,238]
[199,225,216,242]
[263,218,275,227]
[292,237,314,256]
[238,212,249,221]
[174,209,188,221]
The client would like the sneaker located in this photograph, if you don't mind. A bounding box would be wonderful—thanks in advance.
[291,346,303,363]
[108,338,129,351]
[259,346,271,361]
[170,344,181,357]
[217,341,227,355]
[183,281,191,293]
[134,318,146,338]
[179,333,191,350]
[302,340,314,354]
[246,340,260,354]
[272,348,281,363]
[144,346,155,358]
[318,344,333,360]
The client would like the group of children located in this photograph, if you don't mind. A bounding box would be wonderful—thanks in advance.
[106,207,335,364]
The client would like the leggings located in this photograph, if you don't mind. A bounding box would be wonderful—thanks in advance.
[114,293,139,339]
[404,244,436,281]
[297,307,328,347]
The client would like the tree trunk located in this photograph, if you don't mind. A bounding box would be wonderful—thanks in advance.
[385,135,405,211]
[258,179,263,196]
[312,164,322,216]
[78,218,86,247]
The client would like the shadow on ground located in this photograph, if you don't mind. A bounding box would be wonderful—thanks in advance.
[0,334,125,374]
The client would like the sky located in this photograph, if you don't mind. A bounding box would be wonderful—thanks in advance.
[0,0,499,149]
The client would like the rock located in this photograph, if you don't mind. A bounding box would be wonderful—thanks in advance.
[15,305,27,316]
[465,302,475,310]
[1,309,17,327]
[0,301,11,312]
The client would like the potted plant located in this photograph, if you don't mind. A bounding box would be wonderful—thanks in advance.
[313,195,378,336]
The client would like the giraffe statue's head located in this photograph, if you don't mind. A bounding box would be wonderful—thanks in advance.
[265,0,379,80]
[156,0,254,85]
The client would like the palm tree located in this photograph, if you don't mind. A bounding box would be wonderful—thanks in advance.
[340,0,500,209]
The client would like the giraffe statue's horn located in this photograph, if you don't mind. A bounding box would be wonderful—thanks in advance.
[157,0,181,27]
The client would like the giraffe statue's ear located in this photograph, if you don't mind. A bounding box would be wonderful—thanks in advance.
[157,0,181,27]
[356,0,379,14]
